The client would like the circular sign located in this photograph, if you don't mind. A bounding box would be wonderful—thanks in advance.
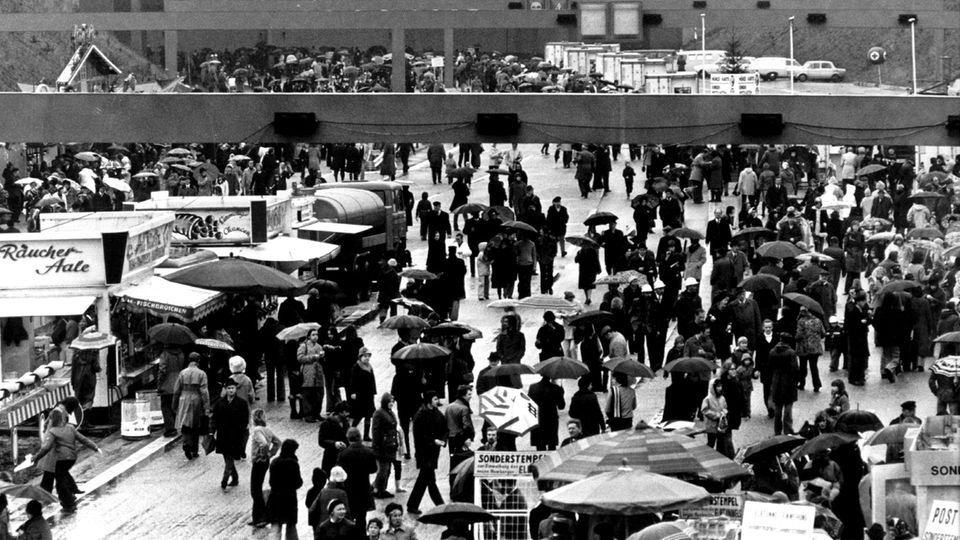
[868,47,886,65]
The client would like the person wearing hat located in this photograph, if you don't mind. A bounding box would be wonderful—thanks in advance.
[845,291,872,386]
[378,258,401,324]
[890,401,922,426]
[599,220,627,275]
[0,207,18,233]
[309,466,349,528]
[546,196,569,257]
[425,201,451,273]
[349,348,377,441]
[173,352,211,460]
[768,333,800,435]
[211,376,250,490]
[673,277,702,340]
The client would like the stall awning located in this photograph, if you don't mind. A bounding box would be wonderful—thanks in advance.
[115,276,226,322]
[0,295,96,318]
[238,237,341,263]
[297,222,372,235]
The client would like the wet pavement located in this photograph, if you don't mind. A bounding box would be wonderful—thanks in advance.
[47,144,934,540]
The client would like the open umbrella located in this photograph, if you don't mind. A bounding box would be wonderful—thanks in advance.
[877,280,922,297]
[668,227,705,240]
[860,217,892,230]
[791,500,842,538]
[533,428,749,484]
[487,299,519,309]
[400,268,438,280]
[756,241,804,259]
[565,310,613,326]
[229,155,252,163]
[782,292,824,316]
[74,151,101,162]
[392,342,451,363]
[931,356,960,377]
[479,386,539,436]
[934,332,960,343]
[148,322,197,346]
[534,357,589,379]
[170,163,192,173]
[515,295,578,311]
[908,190,943,200]
[856,164,887,176]
[451,167,476,179]
[732,227,777,242]
[35,195,64,210]
[166,147,193,157]
[103,177,131,192]
[275,322,322,342]
[106,144,128,154]
[500,220,538,235]
[627,521,696,540]
[379,314,430,330]
[792,432,859,457]
[132,171,158,179]
[418,502,495,526]
[795,252,835,263]
[741,434,806,464]
[542,466,710,515]
[194,338,234,352]
[166,258,308,295]
[919,171,949,185]
[865,231,896,244]
[565,234,599,248]
[906,227,944,240]
[159,156,183,164]
[584,211,618,227]
[663,357,716,374]
[486,363,537,378]
[863,424,913,446]
[486,205,515,221]
[603,357,655,378]
[69,332,117,351]
[0,481,58,505]
[452,202,489,215]
[14,177,42,186]
[421,322,471,338]
[739,274,782,295]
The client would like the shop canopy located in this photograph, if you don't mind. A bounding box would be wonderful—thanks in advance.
[115,276,226,322]
[0,295,96,318]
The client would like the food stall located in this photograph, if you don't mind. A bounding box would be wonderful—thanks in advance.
[0,211,174,454]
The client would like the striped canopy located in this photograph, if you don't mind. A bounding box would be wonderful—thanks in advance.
[532,428,750,485]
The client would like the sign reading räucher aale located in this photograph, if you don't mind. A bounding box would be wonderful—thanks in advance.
[0,238,107,288]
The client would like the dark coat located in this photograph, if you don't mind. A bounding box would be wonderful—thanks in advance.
[267,454,303,525]
[845,302,871,357]
[729,298,763,348]
[755,332,776,386]
[338,441,377,514]
[658,198,683,229]
[575,246,601,290]
[768,343,800,405]
[349,365,376,419]
[710,257,738,292]
[705,218,731,252]
[568,389,605,436]
[371,407,399,460]
[211,396,249,459]
[545,205,569,236]
[528,379,565,448]
[378,268,401,306]
[318,416,348,473]
[413,405,448,469]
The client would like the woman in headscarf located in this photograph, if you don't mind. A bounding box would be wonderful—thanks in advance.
[700,378,732,458]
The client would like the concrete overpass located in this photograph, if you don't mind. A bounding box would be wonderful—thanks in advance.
[0,92,956,146]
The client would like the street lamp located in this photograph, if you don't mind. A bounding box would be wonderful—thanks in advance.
[909,17,918,94]
[788,16,795,95]
[700,13,706,91]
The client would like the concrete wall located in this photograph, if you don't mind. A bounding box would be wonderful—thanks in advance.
[0,92,956,145]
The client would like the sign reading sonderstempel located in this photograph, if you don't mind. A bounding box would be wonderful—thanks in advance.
[0,239,106,288]
[474,451,553,478]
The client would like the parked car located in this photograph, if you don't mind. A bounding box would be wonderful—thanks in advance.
[677,49,728,75]
[795,61,846,82]
[749,57,801,81]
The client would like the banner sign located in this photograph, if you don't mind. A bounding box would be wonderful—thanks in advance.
[680,493,745,520]
[475,451,553,478]
[741,501,814,540]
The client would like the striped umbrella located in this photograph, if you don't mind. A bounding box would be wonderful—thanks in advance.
[194,338,234,352]
[542,466,710,515]
[69,332,117,351]
[479,386,539,436]
[931,356,960,377]
[515,294,578,311]
[532,428,749,485]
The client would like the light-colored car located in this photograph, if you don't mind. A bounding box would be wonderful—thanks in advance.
[748,57,801,81]
[795,61,846,82]
[677,49,728,75]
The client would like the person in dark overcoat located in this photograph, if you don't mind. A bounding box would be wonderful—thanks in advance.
[318,403,349,474]
[406,391,448,513]
[528,376,565,451]
[575,244,602,305]
[845,292,872,386]
[842,220,866,293]
[391,363,423,459]
[768,334,800,436]
[568,376,605,436]
[266,439,304,538]
[349,348,377,441]
[337,427,378,526]
[371,393,401,498]
[491,235,518,299]
[210,378,250,489]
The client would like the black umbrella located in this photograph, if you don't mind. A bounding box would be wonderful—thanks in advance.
[740,274,782,295]
[418,502,495,526]
[877,280,922,297]
[732,227,777,242]
[486,205,515,221]
[792,432,859,457]
[835,409,884,434]
[603,357,655,378]
[668,227,705,240]
[148,323,197,346]
[584,211,618,227]
[391,343,450,362]
[452,202,489,215]
[487,363,537,377]
[565,310,613,326]
[663,357,717,374]
[501,220,538,234]
[756,241,804,259]
[421,322,471,337]
[908,190,943,200]
[379,314,430,330]
[565,234,599,248]
[534,357,590,379]
[782,292,824,316]
[742,435,806,464]
[166,258,308,295]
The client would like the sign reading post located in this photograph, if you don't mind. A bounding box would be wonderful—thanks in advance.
[923,499,960,540]
[740,501,815,540]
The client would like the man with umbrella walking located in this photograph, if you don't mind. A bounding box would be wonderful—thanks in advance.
[157,344,186,438]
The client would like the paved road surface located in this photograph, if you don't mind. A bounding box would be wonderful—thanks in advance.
[54,144,934,540]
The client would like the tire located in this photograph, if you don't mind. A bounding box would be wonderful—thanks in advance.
[796,74,808,82]
[830,74,842,82]
[766,72,778,81]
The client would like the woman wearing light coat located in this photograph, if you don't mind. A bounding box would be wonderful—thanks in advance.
[297,329,326,423]
[684,238,707,281]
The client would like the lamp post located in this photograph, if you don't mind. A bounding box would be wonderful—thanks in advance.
[788,16,795,95]
[909,17,918,94]
[700,13,706,92]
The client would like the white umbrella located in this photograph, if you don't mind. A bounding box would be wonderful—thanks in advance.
[103,177,131,192]
[14,177,42,186]
[276,322,322,342]
[237,237,340,264]
[479,386,539,436]
[78,168,98,191]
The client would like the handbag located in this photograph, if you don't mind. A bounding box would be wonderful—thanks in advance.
[202,434,216,455]
[717,413,729,433]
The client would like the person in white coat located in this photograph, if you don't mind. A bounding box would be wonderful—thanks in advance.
[735,165,758,209]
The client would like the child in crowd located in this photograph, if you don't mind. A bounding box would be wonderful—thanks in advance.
[828,379,850,413]
[735,352,757,418]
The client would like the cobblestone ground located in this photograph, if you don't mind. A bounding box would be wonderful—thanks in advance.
[53,144,934,540]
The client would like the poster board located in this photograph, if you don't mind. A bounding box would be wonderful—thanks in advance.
[475,451,553,540]
[680,493,744,540]
[922,499,960,540]
[740,501,814,540]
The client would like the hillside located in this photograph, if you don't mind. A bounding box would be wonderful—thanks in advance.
[0,0,164,91]
[686,26,956,90]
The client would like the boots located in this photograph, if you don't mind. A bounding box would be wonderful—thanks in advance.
[289,396,301,420]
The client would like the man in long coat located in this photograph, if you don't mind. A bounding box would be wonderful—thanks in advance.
[338,427,378,526]
[211,378,250,489]
[768,334,800,435]
[528,376,565,451]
